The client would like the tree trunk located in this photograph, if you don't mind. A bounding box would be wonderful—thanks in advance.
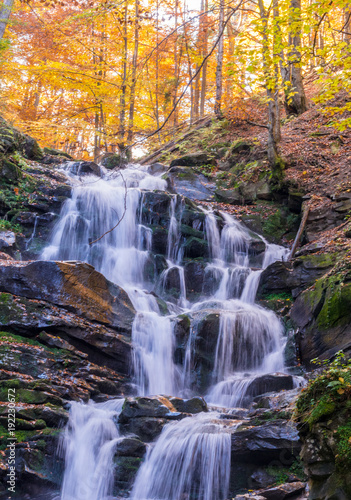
[214,0,225,118]
[127,0,140,146]
[258,0,281,166]
[286,0,307,115]
[0,0,14,40]
[344,8,351,44]
[119,0,128,150]
[200,0,208,117]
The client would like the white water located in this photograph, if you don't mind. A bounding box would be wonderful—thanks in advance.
[131,412,233,500]
[43,163,292,500]
[59,399,124,500]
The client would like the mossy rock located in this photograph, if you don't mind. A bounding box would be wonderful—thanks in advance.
[0,158,19,182]
[43,147,73,159]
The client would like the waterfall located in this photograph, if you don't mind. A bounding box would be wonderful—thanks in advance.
[42,162,292,499]
[130,413,232,500]
[59,399,124,500]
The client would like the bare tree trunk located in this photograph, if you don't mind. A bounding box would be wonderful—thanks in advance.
[344,7,351,44]
[214,0,225,118]
[258,0,281,166]
[155,0,161,143]
[172,0,179,130]
[127,0,140,146]
[0,0,14,40]
[200,0,208,117]
[286,0,307,115]
[119,0,128,151]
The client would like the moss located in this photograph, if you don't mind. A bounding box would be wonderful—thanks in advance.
[317,282,351,330]
[336,421,351,471]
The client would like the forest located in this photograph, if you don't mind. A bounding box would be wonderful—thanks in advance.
[0,0,351,499]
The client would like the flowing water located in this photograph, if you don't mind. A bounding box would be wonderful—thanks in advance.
[43,163,291,499]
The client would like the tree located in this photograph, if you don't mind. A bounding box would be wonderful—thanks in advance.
[0,0,14,40]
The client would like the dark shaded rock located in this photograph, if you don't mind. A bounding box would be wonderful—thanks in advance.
[183,236,209,259]
[23,135,43,161]
[151,226,168,255]
[291,278,351,365]
[169,396,207,413]
[215,187,243,204]
[101,153,130,169]
[120,416,167,443]
[115,437,146,458]
[170,152,215,167]
[0,158,18,182]
[0,260,135,330]
[245,373,295,399]
[231,421,301,464]
[257,253,335,299]
[184,260,206,296]
[0,293,132,374]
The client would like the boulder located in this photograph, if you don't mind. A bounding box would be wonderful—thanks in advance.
[0,292,132,373]
[0,260,135,330]
[170,152,215,167]
[231,421,301,464]
[165,166,215,201]
[259,482,306,500]
[291,278,351,365]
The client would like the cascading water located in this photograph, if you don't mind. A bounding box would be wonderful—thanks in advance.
[59,399,124,500]
[43,162,292,499]
[130,413,233,500]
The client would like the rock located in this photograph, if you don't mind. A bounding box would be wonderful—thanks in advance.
[183,236,209,259]
[0,231,16,253]
[259,481,306,500]
[0,260,135,330]
[165,166,215,201]
[148,162,168,175]
[291,278,351,365]
[22,134,43,160]
[245,373,295,399]
[184,260,206,297]
[43,147,73,159]
[101,153,130,169]
[215,187,243,204]
[169,396,207,413]
[0,157,18,181]
[231,421,301,463]
[0,292,132,373]
[257,253,335,299]
[115,437,146,458]
[170,152,215,167]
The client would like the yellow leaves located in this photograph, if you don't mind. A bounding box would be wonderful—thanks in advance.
[339,377,344,383]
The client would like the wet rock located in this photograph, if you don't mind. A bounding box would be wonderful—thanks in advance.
[0,260,135,330]
[164,166,215,201]
[245,373,295,399]
[231,421,301,463]
[184,260,206,296]
[259,481,306,500]
[148,162,168,175]
[257,253,335,299]
[120,416,167,443]
[115,437,147,458]
[168,396,207,414]
[183,236,209,259]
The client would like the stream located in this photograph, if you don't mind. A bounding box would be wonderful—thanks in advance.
[42,163,294,500]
